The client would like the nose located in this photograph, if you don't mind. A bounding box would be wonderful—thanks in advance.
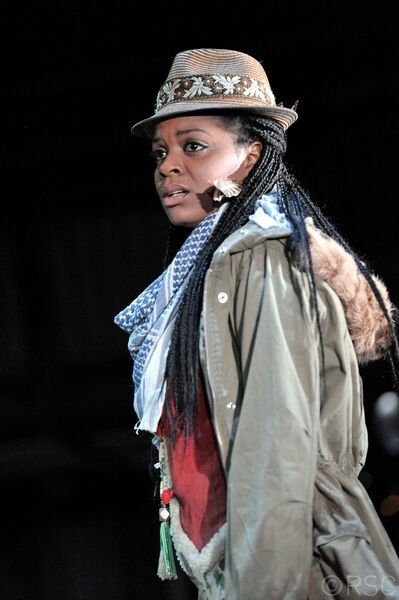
[158,152,184,177]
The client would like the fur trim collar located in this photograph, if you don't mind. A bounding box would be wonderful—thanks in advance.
[305,218,394,364]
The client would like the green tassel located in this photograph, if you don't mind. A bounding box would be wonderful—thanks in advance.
[158,520,178,580]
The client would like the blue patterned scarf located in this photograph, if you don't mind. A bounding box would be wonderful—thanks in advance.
[114,207,227,433]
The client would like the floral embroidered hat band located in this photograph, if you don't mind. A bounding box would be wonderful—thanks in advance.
[130,48,299,137]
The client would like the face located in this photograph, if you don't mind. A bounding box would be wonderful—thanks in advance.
[151,115,262,228]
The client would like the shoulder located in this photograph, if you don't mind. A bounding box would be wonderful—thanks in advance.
[212,220,291,257]
[306,218,394,363]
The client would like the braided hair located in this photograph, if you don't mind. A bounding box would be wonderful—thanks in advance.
[162,113,399,442]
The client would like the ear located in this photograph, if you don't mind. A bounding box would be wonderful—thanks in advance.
[246,141,262,168]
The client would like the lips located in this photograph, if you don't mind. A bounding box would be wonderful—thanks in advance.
[163,184,188,196]
[162,187,188,206]
[165,189,185,197]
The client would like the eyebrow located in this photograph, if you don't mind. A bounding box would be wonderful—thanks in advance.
[152,128,209,143]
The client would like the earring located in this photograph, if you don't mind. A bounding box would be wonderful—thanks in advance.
[212,178,243,203]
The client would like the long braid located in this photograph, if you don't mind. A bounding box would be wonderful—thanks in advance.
[164,114,399,442]
[279,159,399,392]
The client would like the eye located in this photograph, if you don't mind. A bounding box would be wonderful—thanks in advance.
[184,140,207,153]
[150,148,167,163]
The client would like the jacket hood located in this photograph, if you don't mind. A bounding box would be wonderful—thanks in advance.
[305,218,394,364]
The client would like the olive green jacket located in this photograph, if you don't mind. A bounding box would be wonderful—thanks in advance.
[199,219,399,599]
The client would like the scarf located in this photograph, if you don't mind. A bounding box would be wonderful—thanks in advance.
[114,207,227,433]
[114,189,291,434]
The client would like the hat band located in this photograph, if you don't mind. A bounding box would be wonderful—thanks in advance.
[155,74,275,113]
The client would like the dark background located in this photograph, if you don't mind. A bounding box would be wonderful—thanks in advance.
[2,1,399,598]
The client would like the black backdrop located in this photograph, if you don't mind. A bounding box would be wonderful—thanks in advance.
[2,2,399,598]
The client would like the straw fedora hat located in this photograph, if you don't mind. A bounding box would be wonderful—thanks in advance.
[131,48,298,137]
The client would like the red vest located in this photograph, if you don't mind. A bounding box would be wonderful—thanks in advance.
[158,379,227,551]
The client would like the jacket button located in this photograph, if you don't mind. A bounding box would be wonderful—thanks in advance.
[217,292,228,303]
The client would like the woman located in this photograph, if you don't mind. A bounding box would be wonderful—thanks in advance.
[114,48,399,599]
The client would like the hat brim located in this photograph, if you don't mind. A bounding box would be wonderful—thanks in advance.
[131,101,298,138]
